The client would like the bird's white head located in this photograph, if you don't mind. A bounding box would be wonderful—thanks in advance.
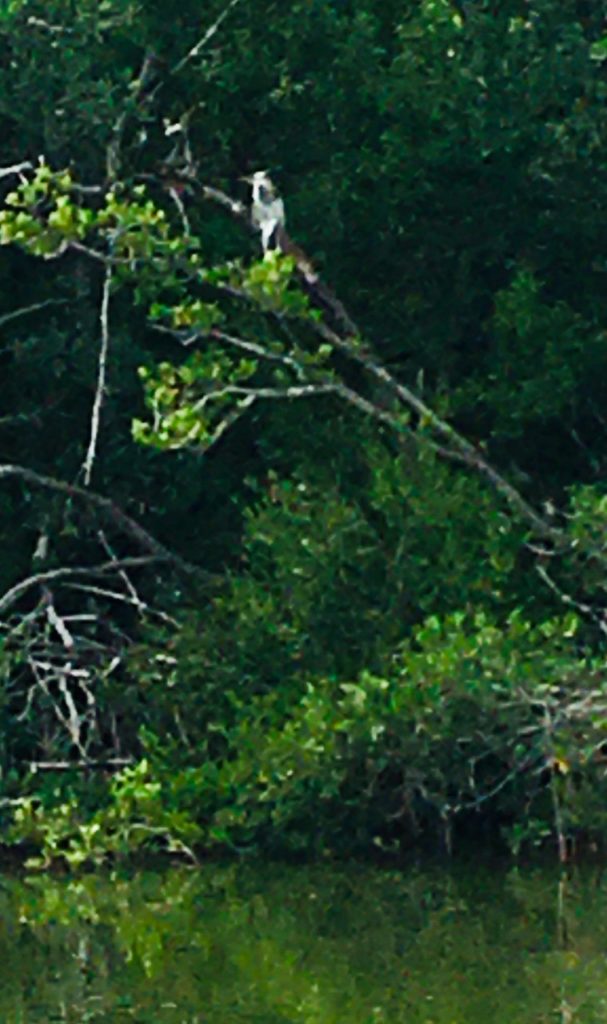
[242,169,272,186]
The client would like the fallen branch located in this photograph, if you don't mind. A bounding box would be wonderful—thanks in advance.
[170,0,246,77]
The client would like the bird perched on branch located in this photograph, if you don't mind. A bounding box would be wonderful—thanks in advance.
[242,170,286,254]
[242,170,357,336]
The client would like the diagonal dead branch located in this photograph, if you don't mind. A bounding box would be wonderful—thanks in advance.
[536,564,607,638]
[191,184,559,543]
[311,319,560,542]
[0,465,213,582]
[167,185,191,234]
[170,0,246,77]
[152,321,307,379]
[0,298,68,329]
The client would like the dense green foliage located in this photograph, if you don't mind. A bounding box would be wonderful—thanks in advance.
[1,0,607,864]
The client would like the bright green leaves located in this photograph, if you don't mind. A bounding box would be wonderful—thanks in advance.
[0,160,327,468]
[0,163,91,256]
[200,251,312,317]
[590,36,607,62]
[242,252,310,317]
[0,168,200,290]
[9,758,203,869]
[149,298,224,331]
[134,348,259,450]
[197,608,607,856]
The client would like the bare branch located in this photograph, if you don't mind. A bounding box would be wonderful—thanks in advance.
[65,581,179,626]
[536,564,607,637]
[0,556,160,617]
[26,16,73,33]
[0,161,33,179]
[198,184,560,543]
[44,589,75,648]
[167,186,191,234]
[151,322,307,380]
[192,382,338,414]
[170,0,246,77]
[27,656,88,757]
[199,183,248,221]
[0,298,68,329]
[83,264,112,486]
[198,395,256,452]
[212,328,307,380]
[0,465,213,581]
[97,529,145,611]
[312,319,560,543]
[30,758,133,772]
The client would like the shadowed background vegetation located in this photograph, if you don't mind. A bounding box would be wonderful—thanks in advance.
[1,0,607,865]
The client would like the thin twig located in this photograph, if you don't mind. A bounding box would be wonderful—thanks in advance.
[83,265,112,487]
[65,581,179,626]
[0,299,67,329]
[30,758,133,771]
[211,328,307,380]
[167,186,191,234]
[170,0,246,76]
[191,381,338,413]
[98,529,145,610]
[0,557,160,617]
[106,52,159,180]
[151,322,307,380]
[193,395,256,455]
[536,564,607,637]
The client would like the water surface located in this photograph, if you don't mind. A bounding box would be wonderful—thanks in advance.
[1,859,606,1023]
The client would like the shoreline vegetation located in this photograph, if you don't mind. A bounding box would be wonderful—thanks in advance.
[2,0,607,868]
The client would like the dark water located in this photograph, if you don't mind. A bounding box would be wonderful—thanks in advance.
[0,859,606,1023]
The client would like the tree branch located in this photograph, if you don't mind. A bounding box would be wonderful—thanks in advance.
[170,0,246,77]
[0,161,33,179]
[196,184,561,544]
[313,319,560,542]
[82,264,112,486]
[0,557,161,617]
[0,465,213,582]
[0,299,68,329]
[30,758,133,772]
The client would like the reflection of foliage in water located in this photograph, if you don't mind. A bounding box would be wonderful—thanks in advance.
[1,863,607,1022]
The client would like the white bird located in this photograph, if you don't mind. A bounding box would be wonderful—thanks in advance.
[242,170,286,255]
[241,169,356,335]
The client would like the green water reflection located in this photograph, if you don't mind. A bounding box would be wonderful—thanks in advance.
[0,859,606,1023]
